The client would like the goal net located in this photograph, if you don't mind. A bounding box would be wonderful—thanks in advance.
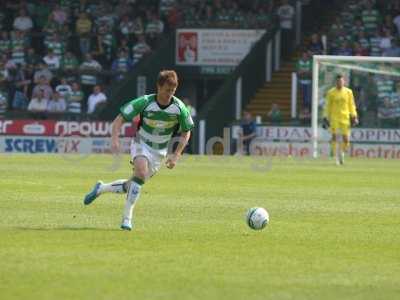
[311,55,400,158]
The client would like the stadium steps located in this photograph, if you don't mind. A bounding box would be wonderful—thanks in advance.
[245,61,297,121]
[244,1,342,123]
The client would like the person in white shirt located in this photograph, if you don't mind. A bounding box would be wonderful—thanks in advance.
[43,49,60,70]
[13,9,33,32]
[277,0,295,58]
[32,76,54,100]
[33,63,53,84]
[87,85,107,114]
[55,78,72,99]
[379,29,393,51]
[28,90,49,113]
[47,91,66,113]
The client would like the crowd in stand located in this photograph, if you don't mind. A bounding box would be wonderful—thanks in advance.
[296,0,400,126]
[0,0,167,118]
[0,0,281,119]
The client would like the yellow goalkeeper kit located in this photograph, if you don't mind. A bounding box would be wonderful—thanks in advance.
[324,87,358,136]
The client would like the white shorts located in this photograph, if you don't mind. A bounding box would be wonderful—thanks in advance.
[130,140,164,177]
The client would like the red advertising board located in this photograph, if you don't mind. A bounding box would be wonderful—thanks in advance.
[0,119,138,137]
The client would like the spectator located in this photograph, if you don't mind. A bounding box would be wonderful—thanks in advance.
[160,0,176,18]
[12,89,29,111]
[132,35,151,64]
[0,31,10,56]
[296,51,312,110]
[166,5,181,29]
[119,15,135,39]
[276,0,295,58]
[117,38,130,55]
[47,91,66,113]
[44,33,65,59]
[13,9,33,33]
[383,39,400,57]
[357,31,371,55]
[3,53,16,70]
[95,20,116,64]
[32,75,53,99]
[0,85,8,115]
[87,84,107,114]
[25,47,41,66]
[267,103,283,124]
[43,49,61,70]
[380,29,393,51]
[76,12,92,55]
[145,12,164,46]
[50,4,68,26]
[115,0,134,18]
[237,111,256,155]
[34,1,52,30]
[43,10,61,37]
[351,18,366,39]
[33,63,53,84]
[68,82,84,114]
[55,78,72,99]
[132,16,144,38]
[10,30,26,65]
[111,50,132,80]
[362,1,381,36]
[336,41,353,56]
[393,10,400,35]
[369,29,383,56]
[61,51,79,73]
[0,58,8,83]
[309,33,324,55]
[382,15,395,34]
[80,53,102,98]
[11,63,31,96]
[353,42,368,56]
[28,89,49,113]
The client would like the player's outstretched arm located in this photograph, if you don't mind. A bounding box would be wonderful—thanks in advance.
[166,131,191,169]
[111,114,125,154]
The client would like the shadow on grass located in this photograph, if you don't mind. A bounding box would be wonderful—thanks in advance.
[13,226,121,231]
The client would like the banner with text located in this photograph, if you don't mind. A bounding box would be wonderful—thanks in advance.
[250,126,400,143]
[251,141,400,159]
[0,120,137,137]
[0,136,131,154]
[176,29,265,66]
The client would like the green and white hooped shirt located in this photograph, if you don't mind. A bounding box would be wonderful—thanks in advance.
[120,94,194,156]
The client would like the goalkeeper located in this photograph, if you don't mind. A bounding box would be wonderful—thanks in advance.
[323,74,358,165]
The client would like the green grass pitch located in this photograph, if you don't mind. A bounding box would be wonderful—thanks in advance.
[0,154,399,300]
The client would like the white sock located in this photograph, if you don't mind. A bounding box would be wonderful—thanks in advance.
[98,179,127,194]
[122,181,142,222]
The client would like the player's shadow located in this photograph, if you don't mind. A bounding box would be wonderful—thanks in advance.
[14,226,121,231]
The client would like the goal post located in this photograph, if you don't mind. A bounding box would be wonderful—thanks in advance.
[311,55,400,158]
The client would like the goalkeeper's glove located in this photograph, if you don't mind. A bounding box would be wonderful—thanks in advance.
[350,116,359,127]
[322,118,330,129]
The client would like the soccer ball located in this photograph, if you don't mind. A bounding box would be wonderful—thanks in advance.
[246,207,269,230]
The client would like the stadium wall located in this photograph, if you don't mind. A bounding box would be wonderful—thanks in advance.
[196,26,279,143]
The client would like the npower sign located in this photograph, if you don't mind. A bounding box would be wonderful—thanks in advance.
[0,120,138,137]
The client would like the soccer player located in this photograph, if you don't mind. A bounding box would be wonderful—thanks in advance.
[83,70,194,230]
[323,74,358,165]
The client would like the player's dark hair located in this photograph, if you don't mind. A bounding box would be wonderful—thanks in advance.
[336,74,344,80]
[157,70,178,87]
